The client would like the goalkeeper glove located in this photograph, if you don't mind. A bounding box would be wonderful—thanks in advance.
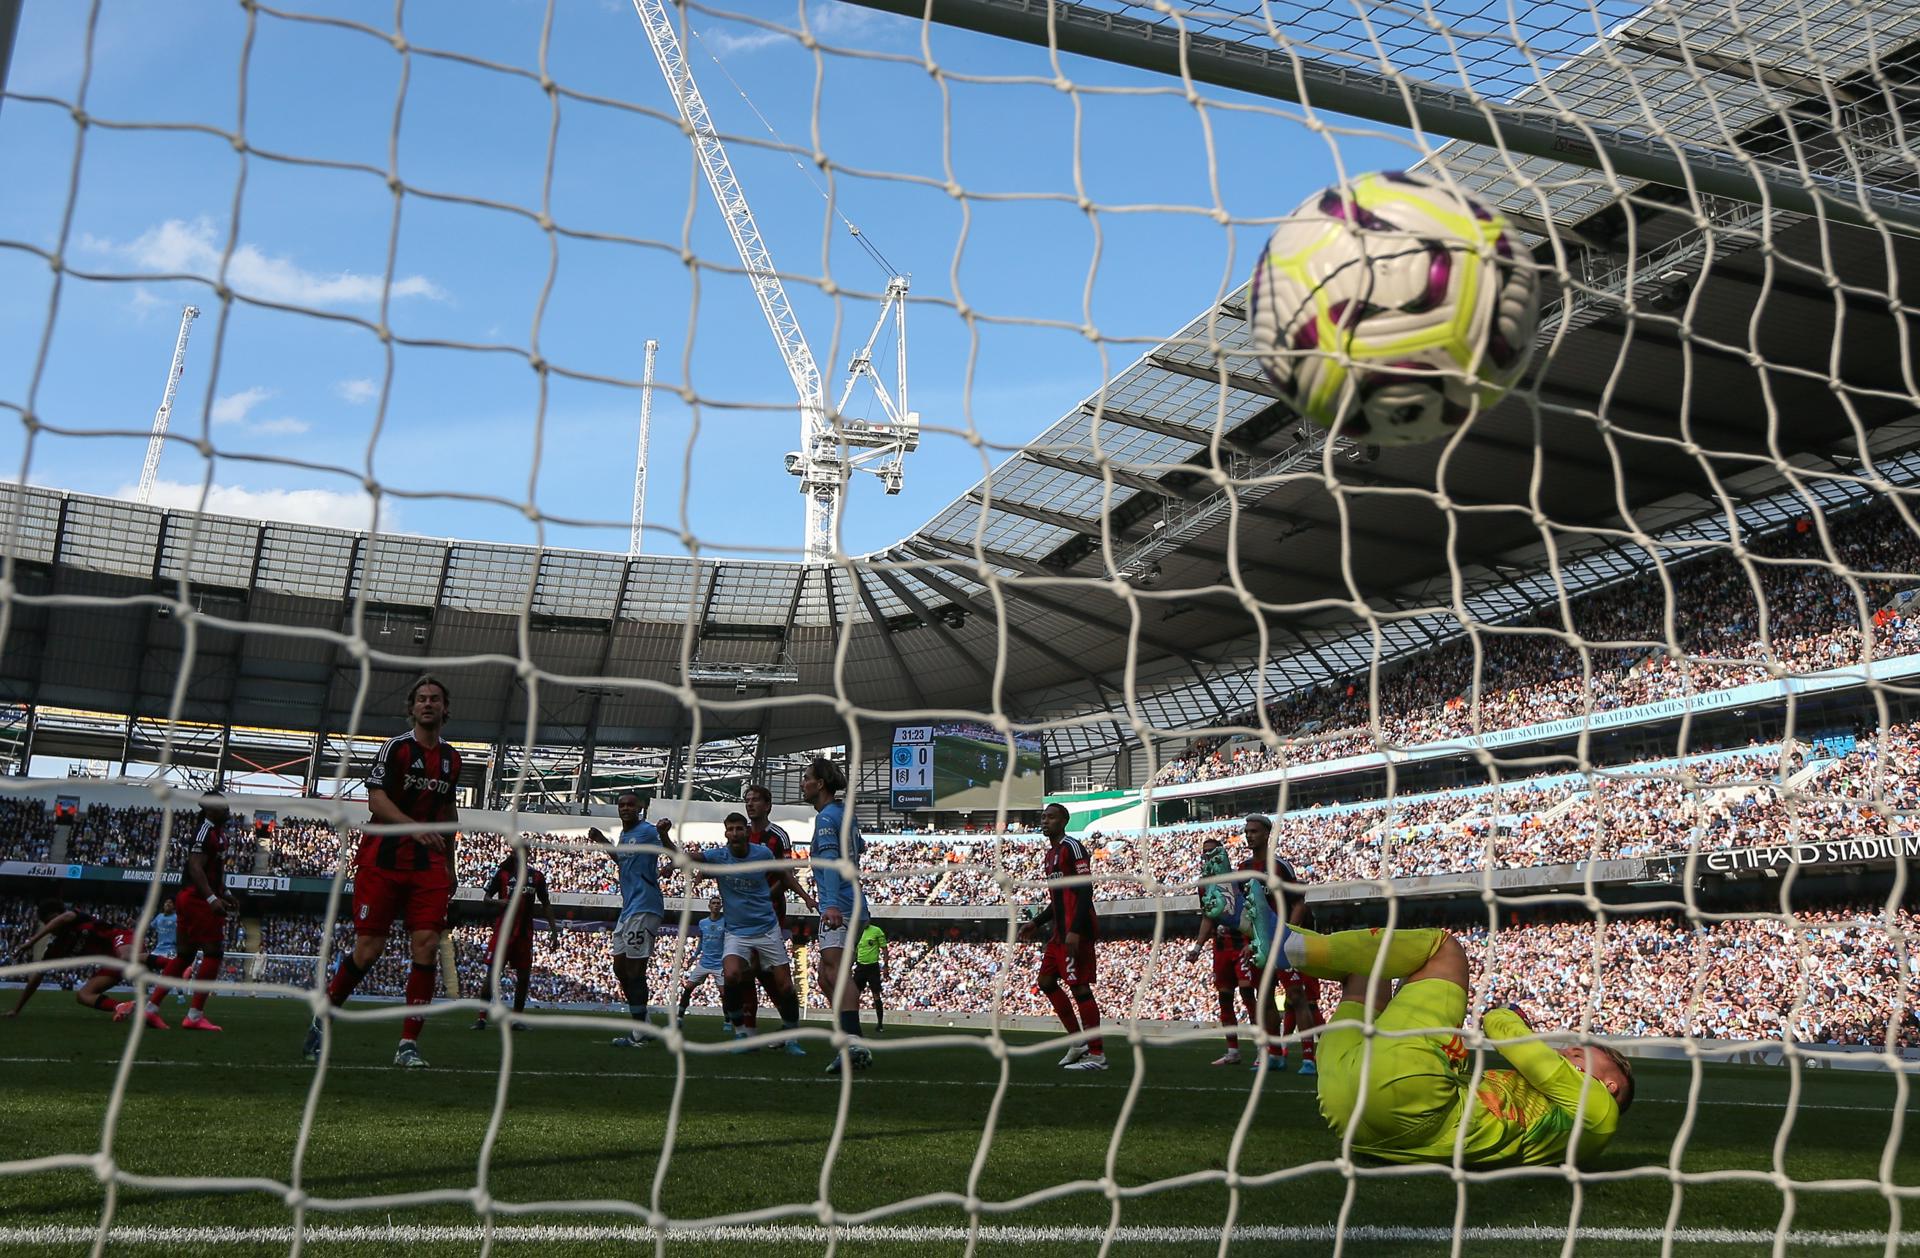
[1487,1000,1532,1028]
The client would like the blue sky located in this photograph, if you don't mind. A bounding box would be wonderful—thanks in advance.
[0,0,1423,562]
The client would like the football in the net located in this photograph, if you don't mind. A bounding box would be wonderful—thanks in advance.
[1247,170,1539,445]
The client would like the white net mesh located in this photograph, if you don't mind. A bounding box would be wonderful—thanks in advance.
[1,0,1919,1252]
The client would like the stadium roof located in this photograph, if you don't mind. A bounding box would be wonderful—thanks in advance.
[3,0,1917,768]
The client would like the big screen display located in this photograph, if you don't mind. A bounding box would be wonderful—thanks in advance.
[890,721,1045,812]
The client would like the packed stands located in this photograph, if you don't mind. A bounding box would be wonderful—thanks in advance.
[0,799,54,863]
[7,886,1912,1048]
[179,904,1920,1050]
[4,722,1914,903]
[1152,502,1920,786]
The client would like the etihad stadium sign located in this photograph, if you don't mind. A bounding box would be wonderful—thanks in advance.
[1675,832,1920,875]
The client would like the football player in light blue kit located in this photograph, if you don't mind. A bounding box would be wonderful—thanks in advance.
[804,757,870,1075]
[688,812,815,1054]
[674,896,727,1026]
[589,791,673,1048]
[150,897,190,1005]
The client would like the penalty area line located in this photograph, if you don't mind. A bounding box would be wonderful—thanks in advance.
[0,1224,1913,1247]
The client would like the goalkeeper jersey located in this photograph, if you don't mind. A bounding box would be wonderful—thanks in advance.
[1384,1009,1622,1168]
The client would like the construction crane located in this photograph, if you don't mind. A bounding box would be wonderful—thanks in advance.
[136,304,199,505]
[631,337,658,556]
[632,0,918,563]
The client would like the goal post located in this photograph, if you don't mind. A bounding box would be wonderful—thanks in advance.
[0,0,1917,1251]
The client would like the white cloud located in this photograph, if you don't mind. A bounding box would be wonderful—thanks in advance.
[207,387,306,436]
[700,3,886,55]
[127,285,167,318]
[702,25,785,55]
[211,386,274,425]
[85,218,445,308]
[125,479,393,532]
[335,378,379,405]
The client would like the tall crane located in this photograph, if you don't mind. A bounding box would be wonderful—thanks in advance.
[630,337,658,556]
[137,304,199,505]
[632,0,918,563]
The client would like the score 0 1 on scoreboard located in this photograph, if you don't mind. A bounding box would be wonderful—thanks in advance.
[890,726,935,810]
[890,721,1046,813]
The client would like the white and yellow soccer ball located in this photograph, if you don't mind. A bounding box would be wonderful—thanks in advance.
[1247,171,1539,446]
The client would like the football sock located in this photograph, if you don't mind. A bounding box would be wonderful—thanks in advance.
[1044,986,1081,1035]
[147,953,194,1007]
[1074,995,1103,1055]
[773,988,802,1026]
[1279,925,1444,982]
[401,961,436,1042]
[326,955,369,1007]
[838,1009,861,1039]
[84,993,116,1013]
[629,974,649,1025]
[1218,993,1239,1049]
[188,954,220,1012]
[873,992,884,1030]
[676,984,696,1019]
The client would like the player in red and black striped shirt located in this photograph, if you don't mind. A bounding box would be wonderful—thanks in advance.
[122,792,233,1031]
[1019,803,1107,1072]
[5,899,137,1017]
[303,675,461,1070]
[471,851,553,1031]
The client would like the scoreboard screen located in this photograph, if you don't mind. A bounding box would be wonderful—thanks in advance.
[890,721,1045,812]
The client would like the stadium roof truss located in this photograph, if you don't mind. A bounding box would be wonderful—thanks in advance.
[2,0,1918,777]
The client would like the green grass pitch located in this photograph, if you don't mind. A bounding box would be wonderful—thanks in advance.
[0,1001,1912,1256]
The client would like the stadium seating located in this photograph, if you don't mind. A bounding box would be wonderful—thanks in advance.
[12,897,1900,1049]
[1152,501,1920,786]
[4,722,1913,902]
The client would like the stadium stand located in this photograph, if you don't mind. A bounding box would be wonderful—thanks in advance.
[1152,500,1920,785]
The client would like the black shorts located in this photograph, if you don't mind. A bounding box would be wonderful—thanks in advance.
[854,962,883,988]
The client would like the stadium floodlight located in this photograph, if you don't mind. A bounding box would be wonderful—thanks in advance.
[684,662,801,688]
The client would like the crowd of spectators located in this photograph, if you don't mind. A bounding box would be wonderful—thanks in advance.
[873,903,1920,1048]
[226,901,1920,1050]
[64,805,208,869]
[1,723,1912,906]
[0,799,54,862]
[5,891,1914,1048]
[1152,503,1920,787]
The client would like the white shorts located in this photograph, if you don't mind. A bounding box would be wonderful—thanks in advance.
[816,925,848,952]
[724,931,789,971]
[613,912,660,959]
[686,965,722,985]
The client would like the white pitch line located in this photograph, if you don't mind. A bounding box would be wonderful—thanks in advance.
[0,1056,1904,1112]
[0,1223,1911,1247]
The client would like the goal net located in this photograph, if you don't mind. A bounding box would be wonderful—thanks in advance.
[0,0,1918,1252]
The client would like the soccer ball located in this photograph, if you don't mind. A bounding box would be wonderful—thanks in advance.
[1247,171,1538,445]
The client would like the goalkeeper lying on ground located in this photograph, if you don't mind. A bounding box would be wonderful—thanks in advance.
[1270,922,1634,1167]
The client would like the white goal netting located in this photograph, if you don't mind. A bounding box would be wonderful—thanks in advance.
[1,0,1919,1253]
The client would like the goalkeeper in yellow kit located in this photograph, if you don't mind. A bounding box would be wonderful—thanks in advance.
[1269,921,1634,1167]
